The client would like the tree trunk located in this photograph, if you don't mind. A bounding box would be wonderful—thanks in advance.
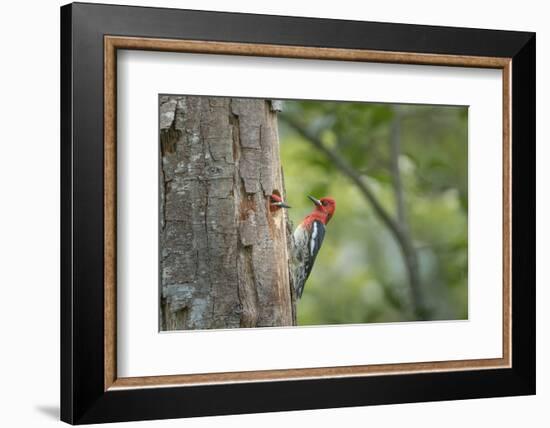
[159,95,294,331]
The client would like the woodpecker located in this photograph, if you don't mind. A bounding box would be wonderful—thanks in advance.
[292,195,336,299]
[269,193,291,212]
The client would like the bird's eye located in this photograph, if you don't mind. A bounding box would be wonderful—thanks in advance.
[321,201,327,206]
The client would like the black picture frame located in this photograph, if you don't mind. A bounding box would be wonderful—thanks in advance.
[61,2,535,424]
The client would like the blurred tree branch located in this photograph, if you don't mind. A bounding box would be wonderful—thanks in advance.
[390,108,406,225]
[282,114,429,319]
[389,106,426,319]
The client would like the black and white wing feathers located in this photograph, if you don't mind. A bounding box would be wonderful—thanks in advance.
[292,220,325,298]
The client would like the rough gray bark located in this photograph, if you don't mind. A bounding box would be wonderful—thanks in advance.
[159,95,294,331]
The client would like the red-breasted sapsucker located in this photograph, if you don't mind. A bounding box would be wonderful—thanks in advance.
[269,193,291,212]
[292,195,336,299]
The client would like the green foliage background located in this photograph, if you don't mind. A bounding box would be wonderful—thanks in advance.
[279,101,468,325]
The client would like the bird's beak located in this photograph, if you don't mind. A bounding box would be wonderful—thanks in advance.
[307,195,322,206]
[273,201,291,209]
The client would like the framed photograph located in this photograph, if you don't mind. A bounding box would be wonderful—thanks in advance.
[61,2,535,424]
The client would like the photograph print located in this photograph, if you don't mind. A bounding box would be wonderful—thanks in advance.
[159,95,468,331]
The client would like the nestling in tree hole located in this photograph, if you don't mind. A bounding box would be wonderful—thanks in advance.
[269,193,291,212]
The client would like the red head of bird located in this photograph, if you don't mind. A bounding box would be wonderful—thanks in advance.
[269,193,291,212]
[305,195,336,225]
